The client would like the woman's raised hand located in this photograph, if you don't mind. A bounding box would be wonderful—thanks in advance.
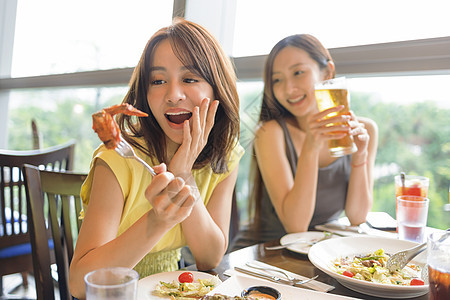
[348,110,370,154]
[169,97,219,178]
[304,105,351,150]
[145,163,196,227]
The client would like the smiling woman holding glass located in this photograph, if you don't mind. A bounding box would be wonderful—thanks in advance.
[69,18,243,299]
[232,34,378,250]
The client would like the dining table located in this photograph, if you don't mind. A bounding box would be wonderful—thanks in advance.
[186,238,431,300]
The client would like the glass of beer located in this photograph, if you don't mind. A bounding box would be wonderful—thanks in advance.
[314,77,357,157]
[428,231,450,300]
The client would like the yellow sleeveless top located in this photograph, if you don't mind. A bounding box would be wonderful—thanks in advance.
[80,139,244,278]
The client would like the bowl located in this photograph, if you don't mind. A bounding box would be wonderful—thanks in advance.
[308,236,428,299]
[241,285,281,299]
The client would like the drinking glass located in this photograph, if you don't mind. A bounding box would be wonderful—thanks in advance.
[394,175,429,225]
[314,77,357,157]
[85,267,139,300]
[427,231,450,300]
[397,195,429,243]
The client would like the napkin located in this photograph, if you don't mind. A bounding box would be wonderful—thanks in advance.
[225,260,334,293]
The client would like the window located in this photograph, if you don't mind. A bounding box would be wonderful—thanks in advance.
[7,86,128,171]
[11,0,174,77]
[2,0,449,231]
[236,75,450,229]
[232,0,450,57]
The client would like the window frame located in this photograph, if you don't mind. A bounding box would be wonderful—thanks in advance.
[2,36,449,90]
[1,0,450,147]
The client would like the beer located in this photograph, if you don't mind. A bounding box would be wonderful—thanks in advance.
[314,84,356,157]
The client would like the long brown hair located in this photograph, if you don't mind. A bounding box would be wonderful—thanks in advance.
[249,34,334,231]
[117,18,240,173]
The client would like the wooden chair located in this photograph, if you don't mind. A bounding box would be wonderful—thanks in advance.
[23,164,86,300]
[0,140,75,298]
[227,187,240,253]
[31,119,42,150]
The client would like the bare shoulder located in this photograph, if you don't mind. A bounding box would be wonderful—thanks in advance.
[253,120,286,154]
[255,119,283,140]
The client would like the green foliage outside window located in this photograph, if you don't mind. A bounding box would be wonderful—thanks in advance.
[237,89,450,230]
[6,86,450,230]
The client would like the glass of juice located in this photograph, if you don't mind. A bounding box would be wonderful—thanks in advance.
[314,77,357,157]
[394,174,429,226]
[428,231,450,300]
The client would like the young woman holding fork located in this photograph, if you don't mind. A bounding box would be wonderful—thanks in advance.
[69,18,243,299]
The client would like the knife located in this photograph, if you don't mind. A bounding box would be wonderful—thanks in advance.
[316,223,363,233]
[234,266,295,285]
[233,266,335,292]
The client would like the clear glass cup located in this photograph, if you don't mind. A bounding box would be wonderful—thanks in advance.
[85,267,139,300]
[427,231,450,300]
[397,195,429,243]
[314,77,357,157]
[394,175,429,225]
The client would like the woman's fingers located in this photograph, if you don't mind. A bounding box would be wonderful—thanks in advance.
[145,171,175,199]
[199,98,210,132]
[152,163,167,175]
[204,100,219,135]
[312,114,351,129]
[314,105,345,120]
[193,97,218,146]
[191,105,201,144]
[146,174,197,222]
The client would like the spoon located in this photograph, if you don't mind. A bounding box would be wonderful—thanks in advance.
[400,172,406,195]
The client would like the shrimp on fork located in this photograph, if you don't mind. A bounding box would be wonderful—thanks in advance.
[92,103,148,149]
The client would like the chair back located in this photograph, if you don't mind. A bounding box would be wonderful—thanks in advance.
[0,140,75,278]
[227,187,240,253]
[23,164,86,300]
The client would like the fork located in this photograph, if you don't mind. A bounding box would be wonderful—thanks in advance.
[245,263,319,285]
[386,229,450,272]
[115,137,157,176]
[386,242,427,272]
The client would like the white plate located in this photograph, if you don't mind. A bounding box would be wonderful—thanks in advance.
[137,270,220,299]
[308,236,428,299]
[280,231,338,254]
[208,274,358,299]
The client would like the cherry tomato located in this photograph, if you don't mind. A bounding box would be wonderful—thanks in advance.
[343,271,355,278]
[410,278,425,286]
[178,271,194,283]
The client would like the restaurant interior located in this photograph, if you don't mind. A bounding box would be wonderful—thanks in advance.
[0,0,449,299]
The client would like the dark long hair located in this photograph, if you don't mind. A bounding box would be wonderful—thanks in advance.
[117,18,240,173]
[249,34,334,231]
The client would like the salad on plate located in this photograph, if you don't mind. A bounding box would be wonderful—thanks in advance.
[332,248,425,286]
[153,271,221,299]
